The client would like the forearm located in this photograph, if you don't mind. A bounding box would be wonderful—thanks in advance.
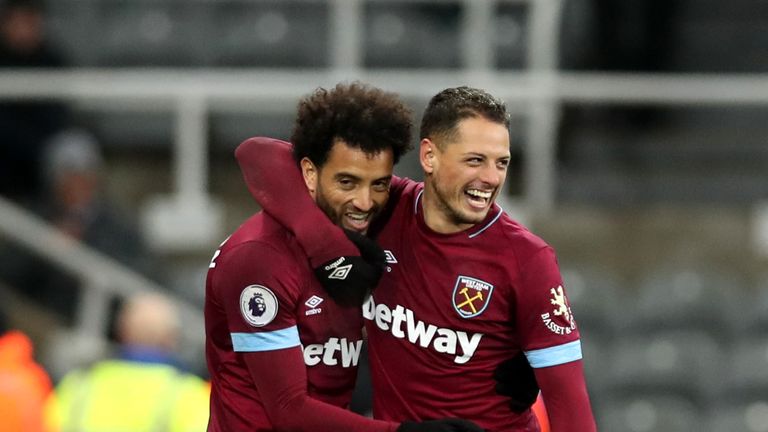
[269,390,396,432]
[244,348,397,432]
[235,137,357,267]
[534,360,596,432]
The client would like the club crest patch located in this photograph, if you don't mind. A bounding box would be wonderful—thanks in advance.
[240,285,278,327]
[540,285,577,335]
[452,275,494,318]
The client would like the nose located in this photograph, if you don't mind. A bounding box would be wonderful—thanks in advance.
[352,187,374,212]
[478,163,501,187]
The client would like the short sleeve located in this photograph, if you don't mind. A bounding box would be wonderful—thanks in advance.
[212,240,303,353]
[514,246,582,368]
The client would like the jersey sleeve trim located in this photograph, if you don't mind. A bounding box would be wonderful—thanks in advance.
[524,340,582,368]
[231,326,301,352]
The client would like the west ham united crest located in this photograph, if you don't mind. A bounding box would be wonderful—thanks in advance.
[452,275,494,318]
[240,285,278,327]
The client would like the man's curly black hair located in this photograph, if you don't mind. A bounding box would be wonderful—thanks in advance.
[420,86,510,148]
[291,82,413,167]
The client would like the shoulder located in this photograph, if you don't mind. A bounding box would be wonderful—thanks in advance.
[385,176,423,210]
[391,176,421,195]
[219,213,300,263]
[487,212,553,270]
[210,213,308,293]
[496,213,550,252]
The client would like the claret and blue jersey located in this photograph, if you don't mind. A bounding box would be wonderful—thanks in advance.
[365,177,582,432]
[204,213,364,431]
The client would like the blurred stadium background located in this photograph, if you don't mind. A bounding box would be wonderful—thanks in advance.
[1,0,768,430]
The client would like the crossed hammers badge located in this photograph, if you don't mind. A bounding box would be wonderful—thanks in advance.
[452,275,494,318]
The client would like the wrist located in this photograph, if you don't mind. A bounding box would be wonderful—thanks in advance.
[295,223,359,267]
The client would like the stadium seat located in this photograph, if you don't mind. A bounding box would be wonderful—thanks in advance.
[92,0,203,67]
[579,335,611,409]
[209,112,294,152]
[46,0,99,66]
[597,395,705,432]
[80,110,174,150]
[208,1,328,67]
[559,265,624,343]
[671,0,768,72]
[735,282,768,334]
[717,336,768,404]
[494,2,528,69]
[621,267,742,340]
[363,3,461,68]
[708,400,768,432]
[603,330,723,406]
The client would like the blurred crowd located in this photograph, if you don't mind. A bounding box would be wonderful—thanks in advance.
[0,0,157,320]
[0,291,210,432]
[0,2,194,429]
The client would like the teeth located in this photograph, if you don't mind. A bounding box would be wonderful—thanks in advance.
[466,189,492,199]
[347,213,368,221]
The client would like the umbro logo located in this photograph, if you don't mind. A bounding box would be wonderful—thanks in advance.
[305,295,324,316]
[384,250,398,264]
[305,295,324,308]
[328,264,353,280]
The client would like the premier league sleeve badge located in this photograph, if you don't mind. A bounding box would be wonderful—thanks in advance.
[240,285,279,327]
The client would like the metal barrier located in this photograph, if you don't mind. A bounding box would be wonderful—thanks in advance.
[0,195,204,362]
[2,68,768,218]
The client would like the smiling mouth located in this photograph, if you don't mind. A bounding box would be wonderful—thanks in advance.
[464,188,493,209]
[343,212,371,232]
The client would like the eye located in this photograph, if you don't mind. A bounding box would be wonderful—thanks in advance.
[372,179,390,192]
[497,159,510,169]
[338,178,355,190]
[466,157,483,166]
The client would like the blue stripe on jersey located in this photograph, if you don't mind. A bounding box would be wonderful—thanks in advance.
[230,326,301,352]
[524,340,582,368]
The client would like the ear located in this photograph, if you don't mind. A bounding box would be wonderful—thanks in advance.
[300,157,318,197]
[419,138,437,174]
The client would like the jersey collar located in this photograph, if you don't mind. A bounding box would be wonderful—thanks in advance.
[413,188,503,239]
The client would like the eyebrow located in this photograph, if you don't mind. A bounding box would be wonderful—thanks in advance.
[334,172,361,181]
[334,173,392,183]
[462,151,510,159]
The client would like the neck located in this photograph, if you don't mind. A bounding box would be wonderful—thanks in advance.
[421,181,473,234]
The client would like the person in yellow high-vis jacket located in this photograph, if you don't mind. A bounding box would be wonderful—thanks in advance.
[46,293,210,432]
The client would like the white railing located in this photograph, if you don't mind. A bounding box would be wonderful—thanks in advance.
[0,194,204,362]
[2,68,768,220]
